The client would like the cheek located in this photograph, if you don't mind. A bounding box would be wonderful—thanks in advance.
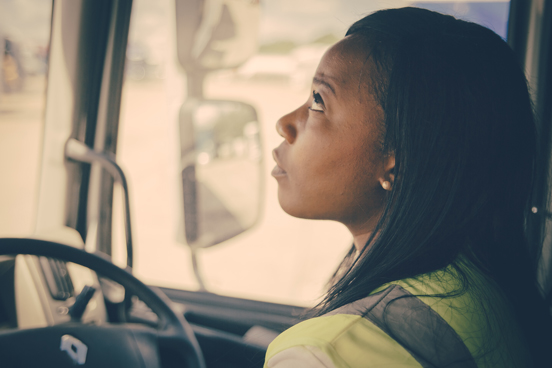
[279,134,380,219]
[295,133,355,186]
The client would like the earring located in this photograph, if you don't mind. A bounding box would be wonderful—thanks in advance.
[382,181,392,191]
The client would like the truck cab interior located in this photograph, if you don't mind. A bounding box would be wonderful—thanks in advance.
[0,0,550,367]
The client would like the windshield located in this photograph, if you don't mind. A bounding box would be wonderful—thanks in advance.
[0,0,51,236]
[1,0,511,306]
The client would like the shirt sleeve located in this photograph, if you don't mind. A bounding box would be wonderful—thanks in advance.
[266,346,337,368]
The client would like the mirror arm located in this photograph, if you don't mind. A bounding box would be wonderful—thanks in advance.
[186,72,206,99]
[190,249,207,291]
[65,138,134,269]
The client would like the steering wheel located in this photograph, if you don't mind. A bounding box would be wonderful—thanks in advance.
[0,238,206,368]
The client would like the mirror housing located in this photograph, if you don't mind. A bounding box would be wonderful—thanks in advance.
[179,99,263,249]
[174,0,260,73]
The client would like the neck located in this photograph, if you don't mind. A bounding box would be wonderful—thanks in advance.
[343,205,385,252]
[351,231,373,252]
[345,215,381,252]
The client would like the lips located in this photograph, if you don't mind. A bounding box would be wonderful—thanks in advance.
[272,165,286,176]
[271,148,287,177]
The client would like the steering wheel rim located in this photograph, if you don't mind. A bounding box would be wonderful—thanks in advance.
[0,237,206,368]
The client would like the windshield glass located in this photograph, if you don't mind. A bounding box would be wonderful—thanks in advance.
[0,0,51,236]
[0,0,511,307]
[115,0,511,305]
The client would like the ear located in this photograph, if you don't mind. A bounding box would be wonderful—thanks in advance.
[379,155,395,191]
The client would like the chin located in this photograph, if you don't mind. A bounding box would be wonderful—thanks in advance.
[277,191,326,220]
[277,191,307,219]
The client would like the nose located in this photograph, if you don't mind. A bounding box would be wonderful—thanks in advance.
[276,109,298,144]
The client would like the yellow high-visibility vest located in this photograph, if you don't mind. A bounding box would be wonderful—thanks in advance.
[265,259,531,367]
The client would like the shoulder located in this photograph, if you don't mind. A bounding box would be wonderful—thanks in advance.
[265,262,530,368]
[265,313,422,367]
[265,346,338,368]
[265,285,426,368]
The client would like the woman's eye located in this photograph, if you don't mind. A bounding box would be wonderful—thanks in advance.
[309,91,324,112]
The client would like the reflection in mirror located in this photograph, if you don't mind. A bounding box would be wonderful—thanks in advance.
[180,99,262,250]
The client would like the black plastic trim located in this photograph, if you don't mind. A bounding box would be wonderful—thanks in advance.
[61,0,113,239]
[62,0,133,255]
[160,287,307,334]
[93,0,133,256]
[507,0,531,63]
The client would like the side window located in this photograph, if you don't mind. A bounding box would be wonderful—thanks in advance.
[0,0,52,236]
[413,1,510,39]
[116,0,511,305]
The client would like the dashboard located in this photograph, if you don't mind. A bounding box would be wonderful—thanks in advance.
[1,253,107,329]
[0,232,289,368]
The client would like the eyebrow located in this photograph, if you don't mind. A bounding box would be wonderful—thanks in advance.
[312,75,337,97]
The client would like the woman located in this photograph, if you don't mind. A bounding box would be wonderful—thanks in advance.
[267,7,551,368]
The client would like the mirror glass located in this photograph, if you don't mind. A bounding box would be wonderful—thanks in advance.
[180,99,262,248]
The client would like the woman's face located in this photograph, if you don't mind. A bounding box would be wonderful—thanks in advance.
[272,35,394,234]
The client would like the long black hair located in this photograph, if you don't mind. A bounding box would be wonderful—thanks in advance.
[316,7,551,365]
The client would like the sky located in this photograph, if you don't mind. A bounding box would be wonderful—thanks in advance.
[258,0,509,43]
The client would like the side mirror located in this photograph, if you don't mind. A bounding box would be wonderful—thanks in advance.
[179,99,262,249]
[174,0,260,72]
